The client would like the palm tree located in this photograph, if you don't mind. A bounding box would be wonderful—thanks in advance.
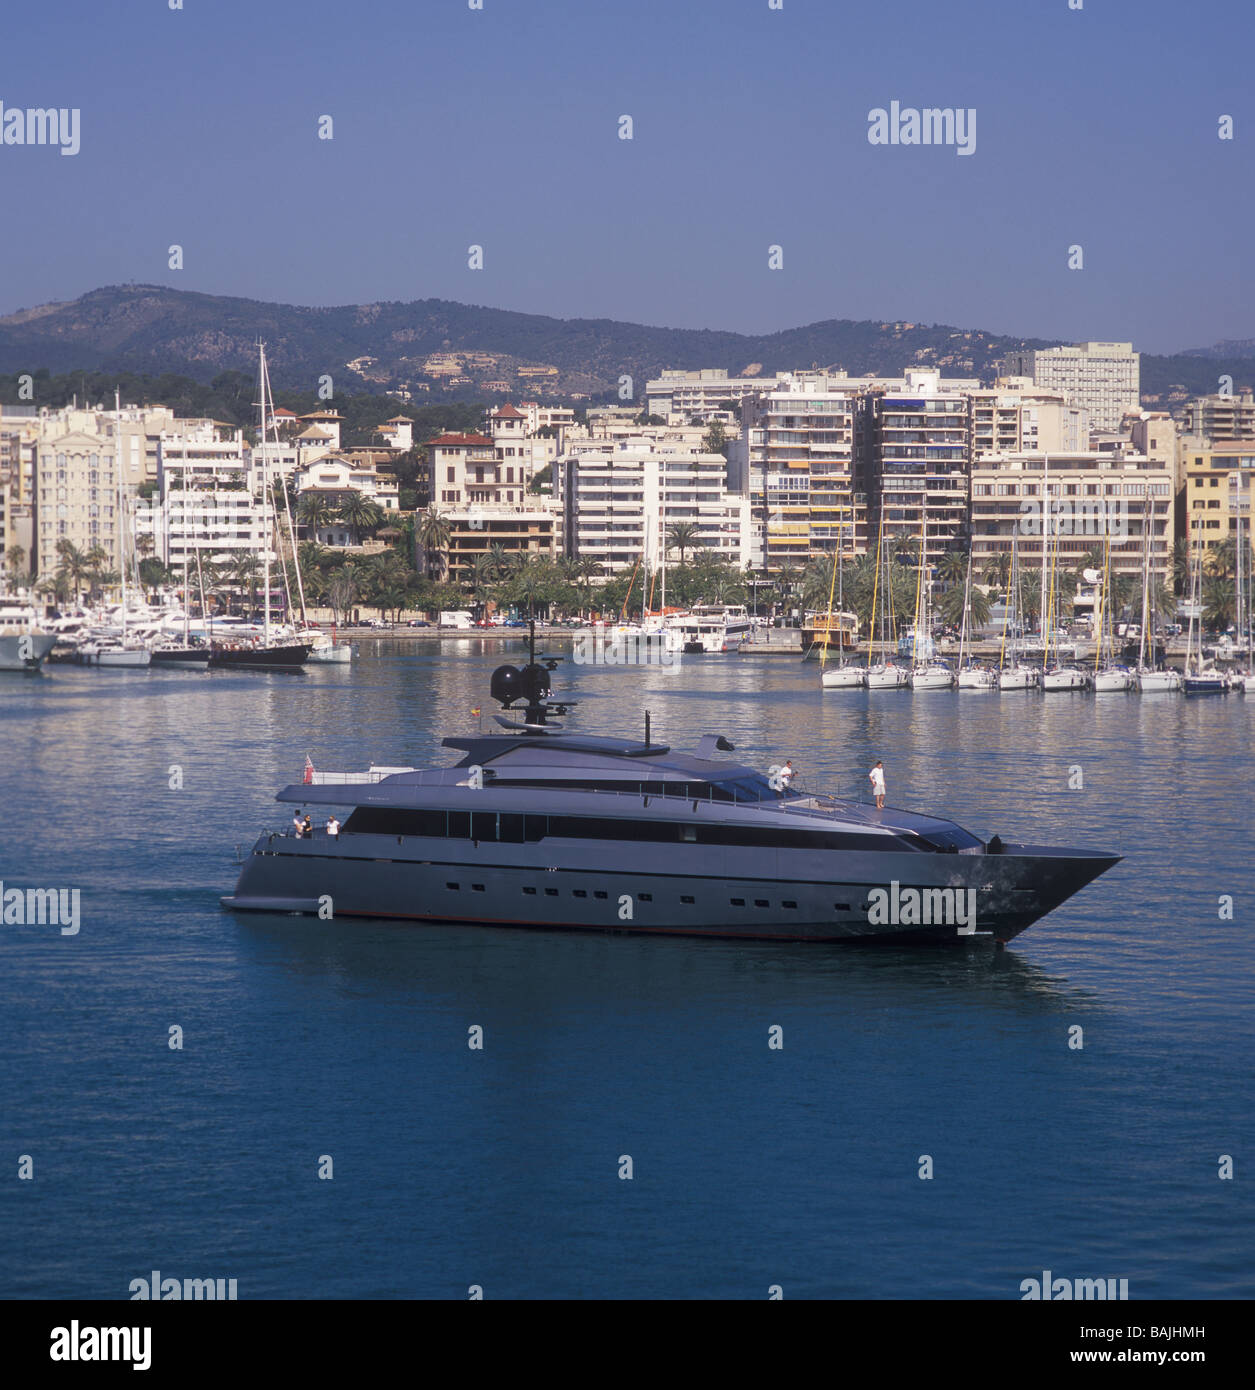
[138,557,170,596]
[1205,537,1236,579]
[1203,576,1236,632]
[666,522,701,566]
[982,552,1010,592]
[4,544,27,585]
[338,494,386,545]
[36,571,72,605]
[54,540,91,602]
[415,507,451,580]
[937,581,991,630]
[937,550,967,588]
[1172,537,1191,596]
[297,493,336,540]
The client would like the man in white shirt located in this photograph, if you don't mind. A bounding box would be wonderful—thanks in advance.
[292,810,304,836]
[326,815,340,840]
[869,760,886,809]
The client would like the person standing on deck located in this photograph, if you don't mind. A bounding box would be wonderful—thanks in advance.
[869,761,886,810]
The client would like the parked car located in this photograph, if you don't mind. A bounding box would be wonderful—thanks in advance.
[406,619,430,628]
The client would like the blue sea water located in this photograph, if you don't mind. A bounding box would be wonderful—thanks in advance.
[1,642,1251,1300]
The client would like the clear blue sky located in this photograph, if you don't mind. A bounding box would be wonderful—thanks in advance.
[3,0,1251,353]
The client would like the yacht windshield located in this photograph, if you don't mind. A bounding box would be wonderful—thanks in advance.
[719,775,801,803]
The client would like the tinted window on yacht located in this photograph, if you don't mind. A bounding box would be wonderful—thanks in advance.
[342,808,448,837]
[341,805,910,852]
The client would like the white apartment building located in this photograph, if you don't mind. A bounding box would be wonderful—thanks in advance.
[154,422,269,571]
[646,368,793,423]
[969,449,1173,591]
[560,435,749,574]
[998,342,1140,434]
[732,372,865,572]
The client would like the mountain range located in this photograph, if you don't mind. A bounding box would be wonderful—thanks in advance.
[0,284,1249,408]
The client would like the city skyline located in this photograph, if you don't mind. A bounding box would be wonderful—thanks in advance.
[3,0,1252,354]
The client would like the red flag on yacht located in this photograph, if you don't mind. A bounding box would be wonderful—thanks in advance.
[303,755,315,785]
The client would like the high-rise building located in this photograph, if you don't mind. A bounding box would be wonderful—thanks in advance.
[997,342,1140,434]
[969,449,1174,596]
[862,369,970,564]
[732,372,866,572]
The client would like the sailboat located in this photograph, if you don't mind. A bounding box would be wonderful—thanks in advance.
[1230,495,1250,693]
[209,344,311,671]
[819,523,864,688]
[151,461,210,668]
[1134,495,1180,693]
[78,392,151,668]
[956,552,996,688]
[1091,535,1132,692]
[1183,513,1227,695]
[865,516,908,689]
[908,516,953,689]
[1040,504,1089,691]
[998,535,1038,689]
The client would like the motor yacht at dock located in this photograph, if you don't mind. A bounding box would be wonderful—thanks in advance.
[223,628,1120,945]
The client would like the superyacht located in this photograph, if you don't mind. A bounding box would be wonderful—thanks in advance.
[223,630,1120,945]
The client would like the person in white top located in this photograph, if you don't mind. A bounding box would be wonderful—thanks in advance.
[325,815,340,840]
[779,759,795,790]
[869,760,886,809]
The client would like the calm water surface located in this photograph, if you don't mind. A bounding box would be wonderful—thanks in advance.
[1,641,1251,1299]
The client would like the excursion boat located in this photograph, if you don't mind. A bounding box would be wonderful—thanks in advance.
[222,629,1121,945]
[665,605,751,653]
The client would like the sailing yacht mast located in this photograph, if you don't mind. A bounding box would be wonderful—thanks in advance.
[258,344,272,646]
[1137,493,1151,673]
[115,389,127,644]
[1040,455,1050,648]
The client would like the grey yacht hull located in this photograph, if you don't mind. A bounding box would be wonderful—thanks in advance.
[223,829,1117,945]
